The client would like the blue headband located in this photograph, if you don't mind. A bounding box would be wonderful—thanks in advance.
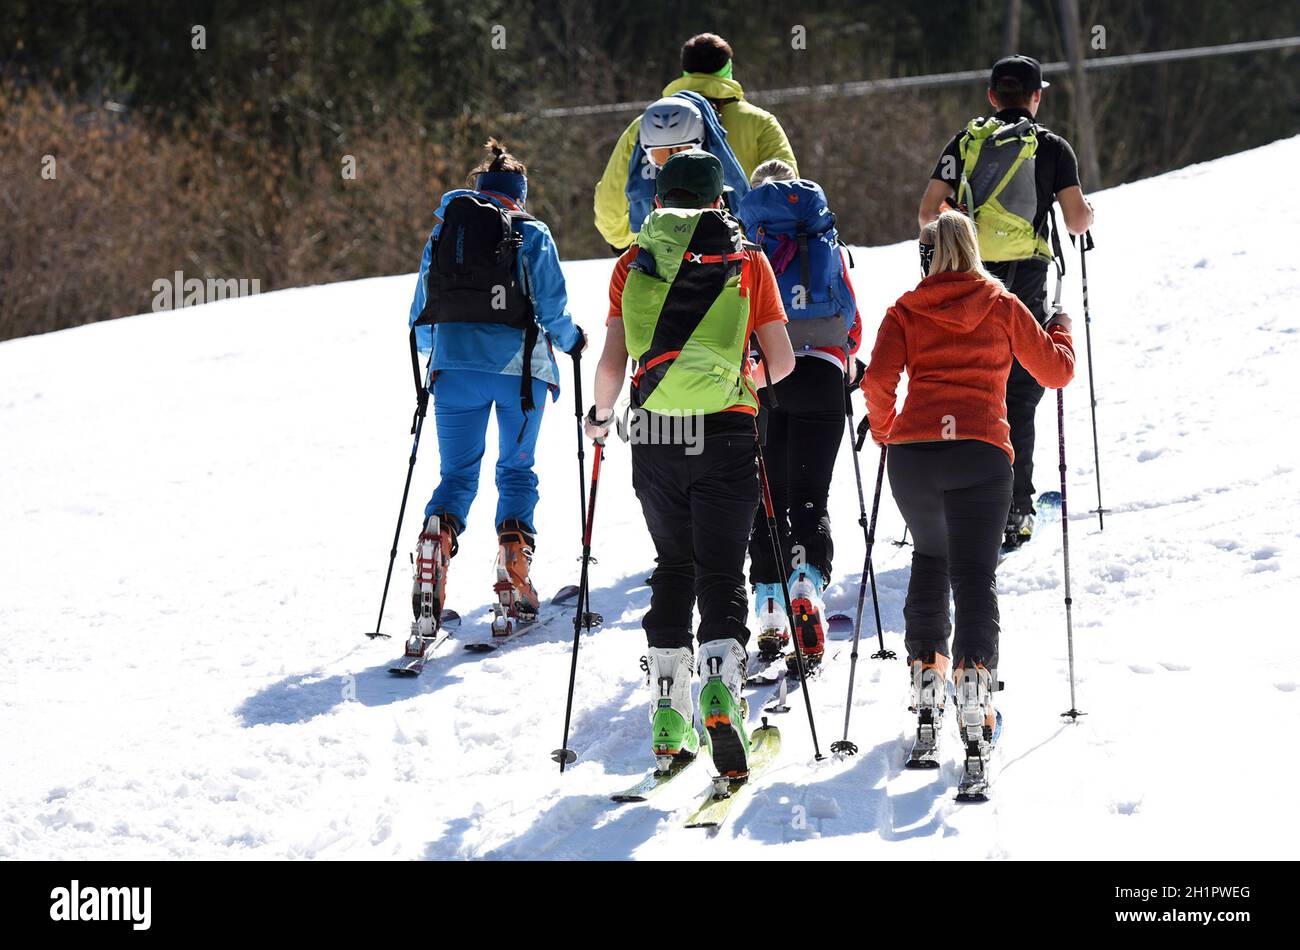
[475,171,527,205]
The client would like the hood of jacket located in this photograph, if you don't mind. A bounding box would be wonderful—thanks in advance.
[662,73,746,103]
[894,271,1005,334]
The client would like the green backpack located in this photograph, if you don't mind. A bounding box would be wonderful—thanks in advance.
[621,208,757,417]
[957,116,1053,263]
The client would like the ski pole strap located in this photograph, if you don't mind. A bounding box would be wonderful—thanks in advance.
[748,332,780,411]
[1048,206,1067,280]
[409,329,430,426]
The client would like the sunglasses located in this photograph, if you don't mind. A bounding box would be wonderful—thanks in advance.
[643,144,697,167]
[919,241,935,276]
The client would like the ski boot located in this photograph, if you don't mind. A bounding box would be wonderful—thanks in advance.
[408,514,455,657]
[753,582,790,661]
[1003,501,1035,549]
[492,519,540,638]
[698,639,751,779]
[786,566,827,675]
[953,657,1002,801]
[905,651,949,769]
[646,647,699,772]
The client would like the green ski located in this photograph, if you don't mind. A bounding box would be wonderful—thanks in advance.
[683,720,781,830]
[610,747,701,803]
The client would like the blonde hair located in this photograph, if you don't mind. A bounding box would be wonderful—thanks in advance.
[921,209,992,280]
[750,158,797,187]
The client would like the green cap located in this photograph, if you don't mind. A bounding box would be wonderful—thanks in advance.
[656,150,724,208]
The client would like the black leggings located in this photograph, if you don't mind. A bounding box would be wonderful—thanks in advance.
[748,356,846,584]
[632,417,759,650]
[887,440,1012,668]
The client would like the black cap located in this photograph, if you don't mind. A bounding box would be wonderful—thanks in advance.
[656,151,724,208]
[990,54,1050,91]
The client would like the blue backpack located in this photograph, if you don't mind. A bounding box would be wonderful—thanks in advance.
[737,179,855,352]
[625,91,750,237]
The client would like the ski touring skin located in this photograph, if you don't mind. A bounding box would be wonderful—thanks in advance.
[683,719,781,830]
[389,610,461,676]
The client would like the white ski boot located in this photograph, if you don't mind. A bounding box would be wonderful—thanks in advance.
[697,639,751,778]
[646,647,699,771]
[905,651,950,769]
[953,657,1001,801]
[753,582,790,660]
[408,515,453,656]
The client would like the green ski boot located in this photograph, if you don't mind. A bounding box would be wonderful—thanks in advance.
[646,647,699,768]
[697,639,751,777]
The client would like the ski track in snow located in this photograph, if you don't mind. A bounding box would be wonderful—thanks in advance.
[2,138,1297,860]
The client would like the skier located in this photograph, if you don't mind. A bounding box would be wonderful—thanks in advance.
[585,151,795,778]
[622,93,751,241]
[407,139,585,642]
[735,159,862,669]
[860,209,1074,767]
[594,32,798,252]
[917,54,1094,547]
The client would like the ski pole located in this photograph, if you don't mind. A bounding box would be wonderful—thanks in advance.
[755,430,824,761]
[1079,231,1109,529]
[1047,263,1084,721]
[572,352,589,545]
[365,331,433,640]
[893,526,910,548]
[553,440,603,770]
[832,433,891,755]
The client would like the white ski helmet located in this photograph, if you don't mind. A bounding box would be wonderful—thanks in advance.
[640,96,705,152]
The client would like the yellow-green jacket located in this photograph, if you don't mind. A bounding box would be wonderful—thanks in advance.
[593,73,798,250]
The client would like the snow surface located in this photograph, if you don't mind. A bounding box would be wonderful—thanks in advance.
[2,137,1297,860]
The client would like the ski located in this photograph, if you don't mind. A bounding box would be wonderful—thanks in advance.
[905,705,944,769]
[462,585,601,653]
[826,612,854,635]
[610,742,703,803]
[388,609,461,676]
[955,709,1003,803]
[683,720,781,830]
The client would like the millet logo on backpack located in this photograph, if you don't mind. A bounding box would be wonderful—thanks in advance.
[454,224,466,266]
[49,880,152,931]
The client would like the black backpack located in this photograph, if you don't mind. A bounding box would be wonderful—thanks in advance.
[417,193,536,329]
[416,193,544,419]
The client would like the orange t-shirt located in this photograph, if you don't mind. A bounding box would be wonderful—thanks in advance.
[607,245,788,415]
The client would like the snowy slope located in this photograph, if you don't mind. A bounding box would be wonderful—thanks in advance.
[2,137,1297,860]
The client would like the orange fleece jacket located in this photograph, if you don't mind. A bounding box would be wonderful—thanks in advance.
[862,271,1075,462]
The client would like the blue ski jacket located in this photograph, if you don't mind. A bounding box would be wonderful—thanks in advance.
[408,188,580,400]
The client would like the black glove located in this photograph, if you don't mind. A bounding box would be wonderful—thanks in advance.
[845,357,866,390]
[566,326,588,357]
[855,412,872,452]
[584,405,613,444]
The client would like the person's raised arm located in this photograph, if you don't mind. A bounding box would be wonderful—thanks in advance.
[1009,297,1075,389]
[1057,185,1094,236]
[861,309,907,442]
[918,179,953,232]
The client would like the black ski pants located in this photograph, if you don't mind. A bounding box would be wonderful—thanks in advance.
[988,257,1049,513]
[748,356,845,586]
[631,415,759,651]
[887,440,1012,668]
